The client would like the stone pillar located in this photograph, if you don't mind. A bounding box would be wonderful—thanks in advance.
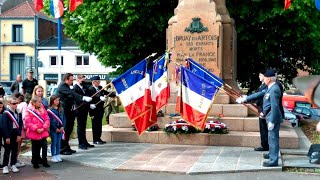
[167,0,237,88]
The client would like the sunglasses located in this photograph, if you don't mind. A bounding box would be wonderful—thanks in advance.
[10,103,18,105]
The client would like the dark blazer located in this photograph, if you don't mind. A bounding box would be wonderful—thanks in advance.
[73,84,90,115]
[1,109,23,138]
[87,85,105,110]
[262,83,283,124]
[57,82,83,111]
[246,83,268,112]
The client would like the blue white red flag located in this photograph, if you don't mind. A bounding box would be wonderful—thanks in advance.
[185,58,223,88]
[178,66,218,130]
[151,53,170,112]
[50,0,64,18]
[112,59,156,135]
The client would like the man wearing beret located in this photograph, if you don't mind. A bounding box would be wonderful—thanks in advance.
[87,76,107,144]
[260,69,283,167]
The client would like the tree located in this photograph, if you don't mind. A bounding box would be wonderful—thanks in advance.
[60,0,178,74]
[226,0,320,92]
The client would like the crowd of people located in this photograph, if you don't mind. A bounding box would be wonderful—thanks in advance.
[0,72,120,174]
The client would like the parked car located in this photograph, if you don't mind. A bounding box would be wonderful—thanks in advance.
[283,107,299,127]
[292,107,320,121]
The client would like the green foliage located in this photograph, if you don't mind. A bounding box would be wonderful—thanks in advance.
[41,1,320,91]
[227,0,320,91]
[60,0,178,74]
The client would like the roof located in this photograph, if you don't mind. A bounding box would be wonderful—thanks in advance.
[38,37,79,48]
[0,0,47,18]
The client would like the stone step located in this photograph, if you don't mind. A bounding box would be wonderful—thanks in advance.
[85,125,299,149]
[109,112,260,132]
[164,103,253,117]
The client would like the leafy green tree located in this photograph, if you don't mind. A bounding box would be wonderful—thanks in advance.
[227,0,320,92]
[44,0,320,91]
[55,0,178,74]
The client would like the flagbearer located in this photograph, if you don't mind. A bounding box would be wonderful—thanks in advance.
[88,76,107,144]
[1,96,23,174]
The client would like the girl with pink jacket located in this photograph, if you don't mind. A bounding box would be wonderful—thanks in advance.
[24,96,50,169]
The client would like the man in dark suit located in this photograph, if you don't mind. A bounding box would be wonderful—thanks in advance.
[87,76,107,144]
[237,70,269,151]
[73,75,94,150]
[57,73,92,155]
[261,70,283,167]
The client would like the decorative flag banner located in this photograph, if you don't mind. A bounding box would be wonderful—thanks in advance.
[151,53,170,112]
[178,66,219,130]
[316,0,320,11]
[69,0,83,12]
[284,0,291,10]
[185,58,223,89]
[112,59,156,135]
[35,0,44,11]
[50,0,64,18]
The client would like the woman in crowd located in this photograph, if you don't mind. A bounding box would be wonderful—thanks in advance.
[32,85,49,109]
[24,96,50,169]
[47,95,65,163]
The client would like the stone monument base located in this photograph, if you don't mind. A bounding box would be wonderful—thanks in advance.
[85,113,299,149]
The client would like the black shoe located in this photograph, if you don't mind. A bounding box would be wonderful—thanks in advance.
[78,144,88,150]
[33,164,40,169]
[98,139,106,144]
[262,161,278,167]
[60,150,72,155]
[42,162,50,168]
[263,153,269,159]
[67,148,76,153]
[93,141,105,145]
[254,147,269,151]
[85,143,95,148]
[0,164,3,169]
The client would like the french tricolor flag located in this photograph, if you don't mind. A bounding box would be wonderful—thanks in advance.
[178,66,219,130]
[50,0,64,18]
[151,54,170,112]
[186,58,223,88]
[112,59,157,135]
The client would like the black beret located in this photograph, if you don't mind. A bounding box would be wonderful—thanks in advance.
[90,76,100,81]
[264,69,276,77]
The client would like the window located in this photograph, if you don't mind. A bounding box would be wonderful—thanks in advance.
[50,56,64,66]
[76,56,89,65]
[12,25,23,42]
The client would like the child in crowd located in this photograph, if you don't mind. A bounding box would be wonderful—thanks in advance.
[32,85,49,109]
[13,92,27,168]
[1,96,22,174]
[47,95,65,163]
[24,96,50,169]
[0,101,6,169]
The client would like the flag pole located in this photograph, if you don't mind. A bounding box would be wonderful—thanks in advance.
[57,17,62,85]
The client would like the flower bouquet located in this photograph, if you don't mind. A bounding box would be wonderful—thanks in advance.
[163,119,200,134]
[203,120,228,134]
[131,123,159,132]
